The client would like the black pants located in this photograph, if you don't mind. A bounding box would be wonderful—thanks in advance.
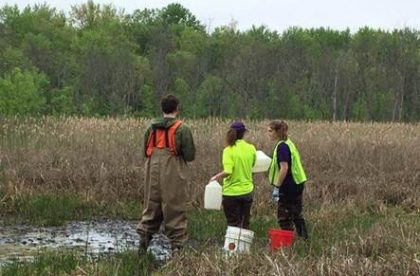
[277,194,308,239]
[222,193,253,229]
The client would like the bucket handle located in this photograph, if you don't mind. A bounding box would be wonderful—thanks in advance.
[237,216,245,248]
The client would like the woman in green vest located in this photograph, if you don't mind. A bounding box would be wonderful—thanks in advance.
[268,120,308,240]
[210,121,256,229]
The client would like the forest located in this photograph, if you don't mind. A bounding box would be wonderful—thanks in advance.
[1,1,420,121]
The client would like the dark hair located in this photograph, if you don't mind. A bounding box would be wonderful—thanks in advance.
[161,94,179,114]
[269,120,288,140]
[226,128,245,146]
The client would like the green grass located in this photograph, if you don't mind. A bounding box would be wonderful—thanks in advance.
[1,251,156,276]
[0,194,142,226]
[187,209,226,243]
[0,196,419,274]
[2,251,80,276]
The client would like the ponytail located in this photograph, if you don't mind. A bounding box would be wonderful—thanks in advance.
[226,128,245,146]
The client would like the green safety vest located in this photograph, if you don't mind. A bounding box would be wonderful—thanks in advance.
[268,138,307,186]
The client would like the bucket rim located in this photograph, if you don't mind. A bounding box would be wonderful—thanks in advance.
[268,228,294,234]
[226,226,255,234]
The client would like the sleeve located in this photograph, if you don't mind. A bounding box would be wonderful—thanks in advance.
[277,143,291,165]
[222,148,234,174]
[143,127,152,158]
[252,145,257,166]
[180,125,196,162]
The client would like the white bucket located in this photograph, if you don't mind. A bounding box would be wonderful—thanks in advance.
[252,150,272,173]
[223,226,254,255]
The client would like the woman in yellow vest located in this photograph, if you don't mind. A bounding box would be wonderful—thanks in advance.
[268,120,308,240]
[210,121,256,229]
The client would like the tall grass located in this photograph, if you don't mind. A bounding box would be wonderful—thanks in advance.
[0,117,419,274]
[1,117,419,208]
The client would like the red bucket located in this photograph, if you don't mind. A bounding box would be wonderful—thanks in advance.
[268,228,295,250]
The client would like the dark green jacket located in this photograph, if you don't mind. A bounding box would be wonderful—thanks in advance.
[144,118,196,162]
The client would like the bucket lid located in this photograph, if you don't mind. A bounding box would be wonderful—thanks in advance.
[226,226,254,237]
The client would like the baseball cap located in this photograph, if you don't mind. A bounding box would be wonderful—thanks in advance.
[230,121,247,132]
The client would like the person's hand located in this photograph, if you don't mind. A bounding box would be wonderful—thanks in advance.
[210,175,219,182]
[272,187,281,203]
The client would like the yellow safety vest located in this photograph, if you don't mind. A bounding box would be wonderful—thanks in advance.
[268,138,307,186]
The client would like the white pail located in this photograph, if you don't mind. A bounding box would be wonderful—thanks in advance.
[252,150,272,173]
[204,180,222,210]
[223,226,254,255]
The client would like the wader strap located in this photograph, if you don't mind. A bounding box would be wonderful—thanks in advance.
[165,129,169,148]
[152,127,157,147]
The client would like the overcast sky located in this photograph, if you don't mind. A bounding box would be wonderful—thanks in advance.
[2,0,420,33]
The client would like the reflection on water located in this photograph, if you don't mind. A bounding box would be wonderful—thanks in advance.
[0,220,172,266]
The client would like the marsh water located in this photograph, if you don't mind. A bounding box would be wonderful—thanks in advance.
[0,219,173,266]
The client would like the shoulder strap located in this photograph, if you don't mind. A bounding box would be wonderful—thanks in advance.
[165,128,170,148]
[152,126,157,147]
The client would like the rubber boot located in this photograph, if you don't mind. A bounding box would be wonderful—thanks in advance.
[295,219,308,240]
[138,234,153,255]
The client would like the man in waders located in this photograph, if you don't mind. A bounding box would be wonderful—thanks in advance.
[137,94,196,253]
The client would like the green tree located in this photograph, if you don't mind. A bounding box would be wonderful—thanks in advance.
[352,96,369,121]
[1,3,420,121]
[159,3,204,32]
[174,78,193,117]
[196,75,224,117]
[0,68,47,115]
[71,2,141,115]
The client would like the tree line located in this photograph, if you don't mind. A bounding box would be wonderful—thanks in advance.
[1,1,420,121]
